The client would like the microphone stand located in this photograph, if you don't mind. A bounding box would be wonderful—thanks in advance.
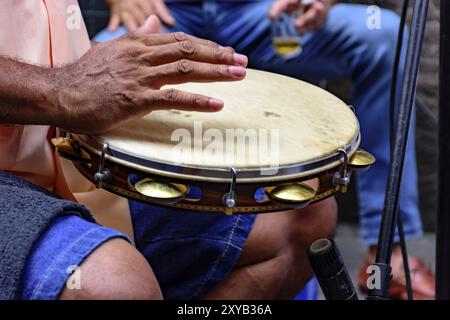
[367,0,429,300]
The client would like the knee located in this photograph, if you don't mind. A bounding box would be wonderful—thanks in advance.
[288,197,338,249]
[59,238,163,300]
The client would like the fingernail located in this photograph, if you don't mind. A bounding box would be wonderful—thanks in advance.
[208,98,224,111]
[233,53,248,66]
[228,66,246,78]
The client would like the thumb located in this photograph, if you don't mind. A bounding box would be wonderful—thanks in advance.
[137,15,162,34]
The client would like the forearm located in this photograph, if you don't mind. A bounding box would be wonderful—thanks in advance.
[0,57,60,126]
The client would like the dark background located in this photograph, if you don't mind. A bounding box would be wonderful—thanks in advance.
[78,0,111,38]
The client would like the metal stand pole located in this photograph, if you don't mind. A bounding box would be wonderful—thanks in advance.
[367,0,429,300]
[437,0,450,300]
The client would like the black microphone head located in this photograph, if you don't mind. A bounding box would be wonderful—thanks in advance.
[307,238,342,278]
[306,238,358,300]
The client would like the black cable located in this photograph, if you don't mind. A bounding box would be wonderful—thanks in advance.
[397,211,414,300]
[389,0,410,141]
[389,0,413,300]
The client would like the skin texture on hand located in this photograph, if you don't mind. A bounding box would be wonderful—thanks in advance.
[0,57,59,126]
[0,16,248,135]
[269,0,336,34]
[108,0,175,32]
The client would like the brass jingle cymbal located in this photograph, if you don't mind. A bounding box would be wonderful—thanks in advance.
[133,178,189,204]
[265,183,317,208]
[348,149,376,170]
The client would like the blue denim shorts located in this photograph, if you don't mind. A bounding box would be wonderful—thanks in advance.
[130,201,256,299]
[19,214,127,300]
[20,205,255,300]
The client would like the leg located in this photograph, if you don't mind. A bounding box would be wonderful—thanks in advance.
[206,198,337,300]
[214,1,422,246]
[129,201,258,300]
[20,215,162,300]
[213,1,429,298]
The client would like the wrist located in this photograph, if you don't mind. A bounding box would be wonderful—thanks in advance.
[46,65,80,129]
[0,57,68,127]
[44,68,66,127]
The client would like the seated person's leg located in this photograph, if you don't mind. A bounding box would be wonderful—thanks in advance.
[213,1,428,298]
[20,214,162,300]
[222,2,422,243]
[205,198,337,300]
[129,202,257,300]
[129,196,336,300]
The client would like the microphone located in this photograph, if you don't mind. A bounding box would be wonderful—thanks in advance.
[307,238,358,300]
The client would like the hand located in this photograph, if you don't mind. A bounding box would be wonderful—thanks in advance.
[107,0,175,32]
[53,16,248,134]
[269,0,334,35]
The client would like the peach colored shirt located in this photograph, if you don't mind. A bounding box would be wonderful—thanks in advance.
[0,0,133,238]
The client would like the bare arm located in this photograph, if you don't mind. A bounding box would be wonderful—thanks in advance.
[0,17,247,134]
[0,57,60,126]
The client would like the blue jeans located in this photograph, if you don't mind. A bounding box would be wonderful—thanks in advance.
[95,1,422,245]
[130,202,256,299]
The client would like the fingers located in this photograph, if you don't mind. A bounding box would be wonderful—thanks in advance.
[147,60,246,87]
[136,15,161,34]
[153,0,176,26]
[123,14,139,32]
[141,41,248,66]
[123,5,146,31]
[295,2,325,33]
[147,89,224,112]
[136,0,155,20]
[108,13,121,32]
[134,31,222,49]
[269,0,300,20]
[131,6,148,28]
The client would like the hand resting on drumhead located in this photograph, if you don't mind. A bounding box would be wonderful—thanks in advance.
[0,15,248,134]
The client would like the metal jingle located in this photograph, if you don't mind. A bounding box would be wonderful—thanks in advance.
[265,183,317,208]
[51,137,91,162]
[348,149,376,170]
[134,178,189,204]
